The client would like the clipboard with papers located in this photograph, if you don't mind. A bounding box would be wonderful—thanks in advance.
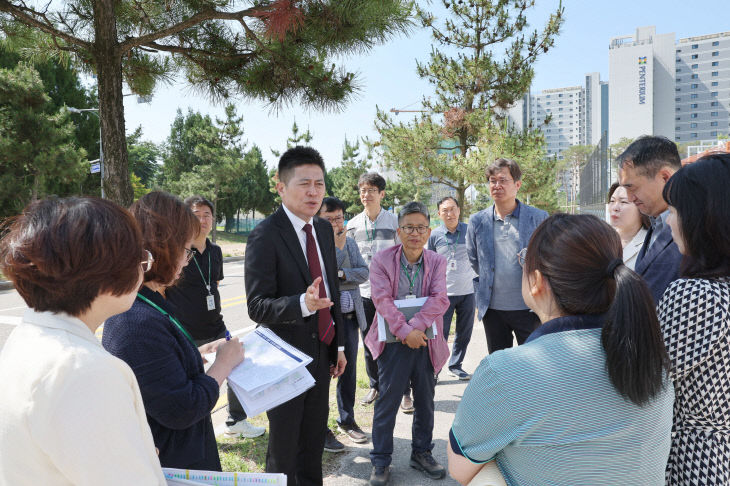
[376,296,438,343]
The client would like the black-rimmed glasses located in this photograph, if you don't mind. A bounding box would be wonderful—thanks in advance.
[400,225,429,235]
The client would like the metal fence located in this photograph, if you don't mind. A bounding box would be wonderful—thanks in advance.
[579,131,610,217]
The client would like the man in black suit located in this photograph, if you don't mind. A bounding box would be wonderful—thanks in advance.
[245,146,346,486]
[618,136,683,304]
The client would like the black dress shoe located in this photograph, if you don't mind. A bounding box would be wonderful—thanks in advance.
[369,466,391,486]
[410,451,446,479]
[324,429,345,453]
[361,388,378,404]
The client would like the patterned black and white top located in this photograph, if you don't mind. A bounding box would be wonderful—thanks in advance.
[658,277,730,485]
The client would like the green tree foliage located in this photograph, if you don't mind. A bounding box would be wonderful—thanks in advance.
[127,126,160,187]
[0,63,87,217]
[0,0,413,207]
[372,0,564,217]
[328,137,370,214]
[560,144,593,213]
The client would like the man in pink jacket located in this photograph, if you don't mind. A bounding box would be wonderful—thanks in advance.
[364,201,450,486]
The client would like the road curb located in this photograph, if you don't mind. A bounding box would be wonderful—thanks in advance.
[223,255,245,263]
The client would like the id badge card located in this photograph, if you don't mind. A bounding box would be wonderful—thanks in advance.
[206,294,215,311]
[448,259,457,271]
[405,294,417,300]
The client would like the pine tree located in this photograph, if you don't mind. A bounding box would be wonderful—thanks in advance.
[0,0,413,206]
[328,137,370,214]
[372,0,563,216]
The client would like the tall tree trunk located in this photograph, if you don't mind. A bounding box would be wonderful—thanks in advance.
[93,0,132,207]
[456,184,466,221]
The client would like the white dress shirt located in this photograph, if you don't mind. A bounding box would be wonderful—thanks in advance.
[0,309,166,486]
[623,227,648,271]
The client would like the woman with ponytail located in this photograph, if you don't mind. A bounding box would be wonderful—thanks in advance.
[659,154,730,485]
[448,214,674,486]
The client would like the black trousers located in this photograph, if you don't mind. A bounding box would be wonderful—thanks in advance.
[361,297,380,391]
[482,308,540,354]
[266,338,331,486]
[194,331,246,424]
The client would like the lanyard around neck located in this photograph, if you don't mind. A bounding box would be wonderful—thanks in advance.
[400,260,422,295]
[192,249,211,293]
[136,293,196,346]
[446,228,460,254]
[366,217,377,242]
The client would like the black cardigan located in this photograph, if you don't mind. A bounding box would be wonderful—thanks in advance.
[102,285,221,471]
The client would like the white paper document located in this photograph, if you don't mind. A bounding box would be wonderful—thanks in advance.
[228,327,313,393]
[229,366,315,417]
[377,297,438,342]
[163,468,286,486]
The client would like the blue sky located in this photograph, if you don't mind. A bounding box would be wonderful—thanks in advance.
[122,0,727,170]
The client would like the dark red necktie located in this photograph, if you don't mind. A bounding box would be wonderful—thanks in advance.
[303,224,334,345]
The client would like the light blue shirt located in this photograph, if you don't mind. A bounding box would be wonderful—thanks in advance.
[451,314,675,485]
[428,222,476,296]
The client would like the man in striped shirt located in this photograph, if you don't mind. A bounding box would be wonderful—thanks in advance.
[346,173,404,408]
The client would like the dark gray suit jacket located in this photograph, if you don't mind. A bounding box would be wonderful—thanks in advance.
[635,223,683,305]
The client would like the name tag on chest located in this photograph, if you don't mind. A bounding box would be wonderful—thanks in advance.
[206,294,215,311]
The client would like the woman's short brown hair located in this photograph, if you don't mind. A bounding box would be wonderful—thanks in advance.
[0,197,144,316]
[130,191,199,286]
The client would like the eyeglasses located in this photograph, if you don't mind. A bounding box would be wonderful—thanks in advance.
[141,250,154,273]
[517,248,527,267]
[489,178,514,186]
[324,216,344,223]
[359,188,380,196]
[400,225,429,235]
[184,248,195,263]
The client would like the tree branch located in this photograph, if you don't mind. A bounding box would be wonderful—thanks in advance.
[144,41,255,61]
[0,0,89,49]
[119,6,259,53]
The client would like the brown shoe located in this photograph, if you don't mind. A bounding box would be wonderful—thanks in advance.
[400,393,414,414]
[361,388,378,405]
[338,422,368,444]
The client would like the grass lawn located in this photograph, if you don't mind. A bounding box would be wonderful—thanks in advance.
[217,347,371,474]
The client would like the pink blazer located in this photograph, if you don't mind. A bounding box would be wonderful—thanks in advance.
[364,244,451,373]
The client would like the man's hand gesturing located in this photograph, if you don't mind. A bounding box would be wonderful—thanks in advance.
[304,276,333,312]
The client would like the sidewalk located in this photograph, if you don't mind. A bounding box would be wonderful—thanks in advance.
[324,317,487,486]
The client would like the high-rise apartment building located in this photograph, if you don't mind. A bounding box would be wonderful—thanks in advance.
[675,32,730,141]
[608,26,676,145]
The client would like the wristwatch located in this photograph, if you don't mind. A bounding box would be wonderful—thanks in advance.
[338,269,345,279]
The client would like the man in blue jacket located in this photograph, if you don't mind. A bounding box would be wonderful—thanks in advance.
[466,158,548,353]
[618,136,683,304]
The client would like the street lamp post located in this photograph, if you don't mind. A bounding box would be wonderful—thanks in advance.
[66,106,103,198]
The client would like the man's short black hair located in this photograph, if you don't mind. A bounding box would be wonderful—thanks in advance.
[398,201,430,225]
[617,136,681,177]
[278,146,326,183]
[319,197,346,215]
[437,196,459,210]
[184,195,214,214]
[487,158,522,182]
[358,172,386,192]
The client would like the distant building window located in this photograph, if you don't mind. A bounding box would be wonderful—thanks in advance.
[711,111,718,116]
[711,121,718,126]
[692,54,699,59]
[712,71,719,76]
[559,94,563,97]
[691,103,698,108]
[676,107,681,111]
[546,95,551,98]
[690,123,698,128]
[676,78,682,82]
[691,84,699,89]
[559,101,563,104]
[711,91,719,97]
[691,74,699,79]
[691,94,698,99]
[676,126,681,131]
[692,133,698,138]
[711,131,718,136]
[691,113,698,118]
[692,44,698,49]
[712,81,719,86]
[676,49,682,53]
[712,51,719,56]
[692,63,699,68]
[676,68,682,73]
[676,97,682,101]
[712,41,720,46]
[676,87,682,92]
[676,117,681,121]
[711,101,719,106]
[712,61,719,66]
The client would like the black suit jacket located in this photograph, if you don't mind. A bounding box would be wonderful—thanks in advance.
[635,222,683,305]
[245,207,343,364]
